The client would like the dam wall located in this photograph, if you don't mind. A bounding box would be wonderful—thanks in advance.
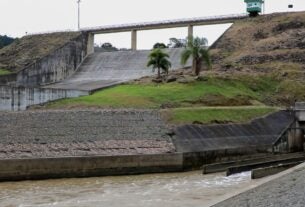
[16,33,89,87]
[0,85,88,111]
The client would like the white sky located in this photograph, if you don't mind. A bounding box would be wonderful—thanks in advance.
[1,0,304,49]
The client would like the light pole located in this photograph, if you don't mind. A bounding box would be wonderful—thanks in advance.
[77,0,81,30]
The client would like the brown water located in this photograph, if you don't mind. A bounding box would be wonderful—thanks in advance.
[0,171,256,207]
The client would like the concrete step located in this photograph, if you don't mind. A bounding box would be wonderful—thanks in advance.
[226,154,305,176]
[202,152,305,174]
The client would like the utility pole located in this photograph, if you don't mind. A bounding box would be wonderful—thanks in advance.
[77,0,81,30]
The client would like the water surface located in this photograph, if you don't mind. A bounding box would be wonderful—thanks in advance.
[0,171,256,207]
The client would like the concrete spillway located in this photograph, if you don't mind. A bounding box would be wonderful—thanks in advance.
[46,48,189,92]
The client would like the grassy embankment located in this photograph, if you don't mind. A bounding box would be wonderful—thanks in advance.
[45,75,280,124]
[163,106,277,124]
[0,69,12,76]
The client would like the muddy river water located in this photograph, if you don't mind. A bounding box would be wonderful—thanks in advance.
[0,171,257,207]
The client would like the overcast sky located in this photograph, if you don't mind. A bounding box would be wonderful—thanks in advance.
[1,0,304,49]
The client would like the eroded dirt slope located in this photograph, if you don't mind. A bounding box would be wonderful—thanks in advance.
[0,32,80,73]
[210,11,305,104]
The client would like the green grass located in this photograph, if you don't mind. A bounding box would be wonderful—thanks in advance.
[46,76,277,109]
[0,69,12,76]
[163,106,278,124]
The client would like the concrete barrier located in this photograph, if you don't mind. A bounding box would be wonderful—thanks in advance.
[226,156,305,176]
[182,147,268,170]
[0,153,184,181]
[251,162,303,179]
[0,85,88,111]
[0,148,272,182]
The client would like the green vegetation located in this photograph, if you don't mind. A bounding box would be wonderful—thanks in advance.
[147,48,171,78]
[181,36,211,76]
[0,68,12,75]
[46,75,278,109]
[163,106,278,124]
[0,35,15,49]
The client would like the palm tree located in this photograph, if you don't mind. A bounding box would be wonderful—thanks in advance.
[147,48,171,79]
[181,36,211,76]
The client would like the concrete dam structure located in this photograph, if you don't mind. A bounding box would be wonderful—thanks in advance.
[0,13,248,111]
[0,110,294,181]
[0,48,189,111]
[46,48,188,92]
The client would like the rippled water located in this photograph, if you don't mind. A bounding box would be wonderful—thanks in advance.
[0,171,255,207]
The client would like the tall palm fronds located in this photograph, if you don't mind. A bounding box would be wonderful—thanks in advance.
[181,36,211,76]
[147,48,172,79]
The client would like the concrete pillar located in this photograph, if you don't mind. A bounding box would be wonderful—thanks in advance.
[188,25,193,38]
[87,33,95,55]
[131,30,137,51]
[288,122,304,152]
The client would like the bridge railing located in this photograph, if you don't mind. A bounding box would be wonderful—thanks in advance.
[80,13,248,32]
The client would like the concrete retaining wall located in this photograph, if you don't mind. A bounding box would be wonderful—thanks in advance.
[16,33,89,87]
[0,85,88,111]
[0,148,269,181]
[0,74,17,85]
[251,162,303,179]
[0,154,184,181]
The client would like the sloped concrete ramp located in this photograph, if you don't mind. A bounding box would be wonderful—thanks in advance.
[46,48,189,92]
[173,111,294,152]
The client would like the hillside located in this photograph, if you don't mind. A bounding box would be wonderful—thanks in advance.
[0,35,16,49]
[0,32,80,73]
[210,11,305,104]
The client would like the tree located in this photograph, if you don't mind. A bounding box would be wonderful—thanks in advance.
[101,42,114,49]
[181,36,211,76]
[153,42,167,49]
[167,38,186,48]
[147,48,171,79]
[0,35,16,49]
[94,42,118,52]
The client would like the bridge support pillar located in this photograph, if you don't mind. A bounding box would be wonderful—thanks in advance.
[188,25,193,38]
[131,30,137,51]
[288,121,304,152]
[87,33,95,55]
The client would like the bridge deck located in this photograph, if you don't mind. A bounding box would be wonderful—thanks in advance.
[82,14,248,34]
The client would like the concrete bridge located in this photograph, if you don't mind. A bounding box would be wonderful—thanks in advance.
[82,13,248,52]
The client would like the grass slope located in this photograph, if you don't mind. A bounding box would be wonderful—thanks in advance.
[163,106,277,125]
[46,76,277,109]
[0,69,12,75]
